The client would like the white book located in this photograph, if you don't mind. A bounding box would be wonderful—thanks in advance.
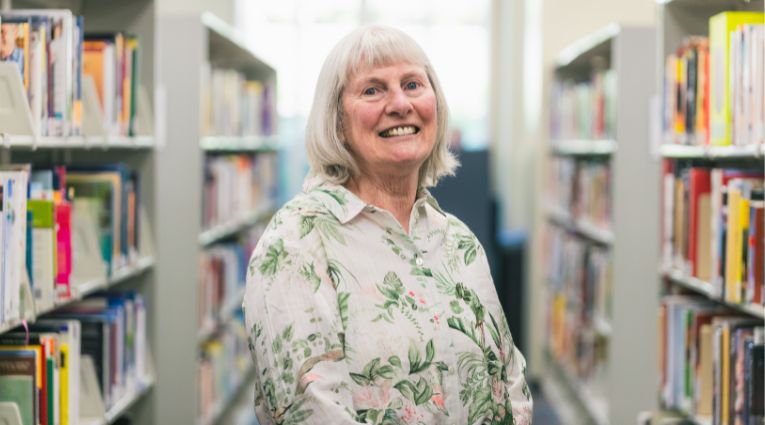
[0,165,30,323]
[4,10,74,137]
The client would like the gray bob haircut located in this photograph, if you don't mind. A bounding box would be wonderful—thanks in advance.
[305,25,458,188]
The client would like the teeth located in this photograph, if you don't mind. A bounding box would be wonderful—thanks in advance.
[382,126,416,137]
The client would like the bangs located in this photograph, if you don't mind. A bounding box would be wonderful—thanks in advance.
[341,27,428,86]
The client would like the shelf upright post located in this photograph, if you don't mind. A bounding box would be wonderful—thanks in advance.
[154,13,205,425]
[608,26,660,425]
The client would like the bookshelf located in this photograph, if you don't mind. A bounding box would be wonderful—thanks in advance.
[651,0,765,423]
[540,25,659,425]
[156,11,278,425]
[0,0,159,424]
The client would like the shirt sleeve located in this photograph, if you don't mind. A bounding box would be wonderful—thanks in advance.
[242,221,361,425]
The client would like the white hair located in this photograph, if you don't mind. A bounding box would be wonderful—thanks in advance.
[304,25,458,188]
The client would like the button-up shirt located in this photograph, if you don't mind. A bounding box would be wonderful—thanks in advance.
[243,176,533,425]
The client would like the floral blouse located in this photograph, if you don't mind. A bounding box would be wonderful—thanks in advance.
[242,177,533,425]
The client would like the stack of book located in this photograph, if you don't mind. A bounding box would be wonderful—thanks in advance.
[548,157,611,230]
[659,296,763,424]
[662,12,764,146]
[0,11,141,138]
[0,291,150,425]
[550,68,617,141]
[83,32,141,137]
[200,66,276,137]
[198,225,264,334]
[198,314,251,424]
[0,162,147,322]
[202,153,277,231]
[546,225,612,383]
[662,164,763,305]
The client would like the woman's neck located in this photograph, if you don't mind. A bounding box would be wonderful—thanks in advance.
[345,172,419,233]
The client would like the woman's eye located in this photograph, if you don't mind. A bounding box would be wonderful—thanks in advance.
[363,87,377,95]
[405,81,419,90]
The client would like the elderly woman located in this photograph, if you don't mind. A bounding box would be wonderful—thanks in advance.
[243,25,533,425]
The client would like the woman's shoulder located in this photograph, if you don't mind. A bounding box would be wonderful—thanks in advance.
[259,190,335,243]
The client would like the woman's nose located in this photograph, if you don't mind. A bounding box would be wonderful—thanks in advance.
[384,87,413,116]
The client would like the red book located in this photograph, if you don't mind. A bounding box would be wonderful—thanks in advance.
[55,202,72,296]
[689,168,711,277]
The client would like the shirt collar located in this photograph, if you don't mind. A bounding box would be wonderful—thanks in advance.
[302,174,446,224]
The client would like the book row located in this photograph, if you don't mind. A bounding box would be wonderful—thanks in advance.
[662,12,764,146]
[201,66,277,138]
[545,225,612,384]
[550,68,616,142]
[0,291,150,425]
[662,162,764,305]
[659,295,763,425]
[198,315,251,423]
[202,153,278,231]
[547,157,611,229]
[199,225,264,332]
[0,163,145,326]
[0,10,141,137]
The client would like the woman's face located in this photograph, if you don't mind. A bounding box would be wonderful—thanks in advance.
[341,61,437,179]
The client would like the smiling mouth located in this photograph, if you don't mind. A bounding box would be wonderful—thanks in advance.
[379,125,420,138]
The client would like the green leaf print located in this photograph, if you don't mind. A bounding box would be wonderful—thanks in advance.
[487,312,502,348]
[299,263,321,292]
[362,358,381,377]
[425,340,435,366]
[356,408,401,425]
[464,246,478,266]
[327,261,341,288]
[414,377,433,405]
[394,380,416,401]
[337,291,350,330]
[456,234,479,266]
[299,216,316,238]
[260,239,287,277]
[408,343,421,374]
[315,217,346,244]
[350,372,371,386]
[407,339,434,374]
[447,317,480,347]
[450,300,464,314]
[282,324,294,341]
[388,356,401,368]
[315,188,347,205]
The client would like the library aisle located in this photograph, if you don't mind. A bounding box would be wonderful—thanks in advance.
[0,0,761,424]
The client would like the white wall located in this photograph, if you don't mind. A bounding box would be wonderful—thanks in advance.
[491,0,656,379]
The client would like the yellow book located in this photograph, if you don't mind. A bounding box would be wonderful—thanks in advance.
[725,181,743,303]
[59,344,68,425]
[721,323,730,425]
[709,11,765,145]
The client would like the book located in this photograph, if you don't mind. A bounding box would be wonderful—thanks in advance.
[709,11,764,146]
[0,165,31,324]
[26,200,56,308]
[0,350,38,425]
